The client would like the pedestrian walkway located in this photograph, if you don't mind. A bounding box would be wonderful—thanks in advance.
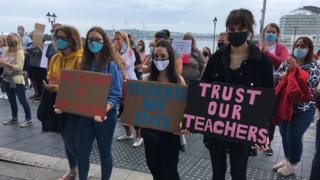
[0,90,316,179]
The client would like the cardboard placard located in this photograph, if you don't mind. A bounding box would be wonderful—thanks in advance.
[172,40,192,55]
[55,70,112,118]
[122,80,187,133]
[33,23,45,47]
[182,81,274,145]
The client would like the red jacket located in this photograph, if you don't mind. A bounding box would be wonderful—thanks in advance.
[264,44,289,70]
[272,66,311,125]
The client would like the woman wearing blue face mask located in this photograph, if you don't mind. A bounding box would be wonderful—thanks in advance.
[142,40,185,180]
[260,23,289,156]
[273,37,320,176]
[76,27,122,180]
[45,25,83,180]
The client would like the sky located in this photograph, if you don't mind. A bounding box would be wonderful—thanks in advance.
[0,0,319,36]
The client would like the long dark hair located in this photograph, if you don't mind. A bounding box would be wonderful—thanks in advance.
[54,25,82,51]
[81,26,114,71]
[150,40,178,83]
[293,36,314,64]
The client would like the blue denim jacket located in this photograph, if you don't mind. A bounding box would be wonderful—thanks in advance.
[91,60,122,110]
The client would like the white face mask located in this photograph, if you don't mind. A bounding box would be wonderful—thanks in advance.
[153,59,169,71]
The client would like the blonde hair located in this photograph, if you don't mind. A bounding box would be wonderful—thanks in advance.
[7,33,23,51]
[114,31,130,49]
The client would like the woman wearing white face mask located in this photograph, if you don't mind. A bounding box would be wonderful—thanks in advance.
[142,40,185,180]
[273,37,320,176]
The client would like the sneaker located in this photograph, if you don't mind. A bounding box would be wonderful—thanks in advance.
[3,119,18,125]
[0,94,4,99]
[265,146,273,156]
[133,138,143,147]
[28,94,38,100]
[19,120,32,128]
[3,94,8,100]
[117,134,133,141]
[277,162,295,176]
[273,159,288,171]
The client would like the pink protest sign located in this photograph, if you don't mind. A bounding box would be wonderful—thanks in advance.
[182,81,274,145]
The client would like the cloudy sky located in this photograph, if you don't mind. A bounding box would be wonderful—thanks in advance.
[1,0,319,36]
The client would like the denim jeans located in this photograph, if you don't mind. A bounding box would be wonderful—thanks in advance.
[77,109,117,180]
[310,124,320,180]
[60,113,80,169]
[279,105,315,164]
[206,139,250,180]
[3,81,31,120]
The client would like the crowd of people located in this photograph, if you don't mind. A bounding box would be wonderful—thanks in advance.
[0,8,320,180]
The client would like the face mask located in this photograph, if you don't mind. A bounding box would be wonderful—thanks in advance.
[228,31,248,47]
[217,42,225,48]
[88,41,104,54]
[120,42,127,54]
[55,39,69,50]
[293,48,308,59]
[149,47,154,55]
[7,40,17,47]
[203,51,209,57]
[153,59,169,71]
[264,33,277,43]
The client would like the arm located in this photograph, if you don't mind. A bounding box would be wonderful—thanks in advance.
[273,62,287,85]
[201,53,215,82]
[9,51,24,71]
[175,58,183,75]
[264,45,289,69]
[106,61,122,111]
[307,64,320,99]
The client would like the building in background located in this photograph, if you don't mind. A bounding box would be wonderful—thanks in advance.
[280,6,320,51]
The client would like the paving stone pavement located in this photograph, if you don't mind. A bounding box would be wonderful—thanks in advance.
[0,89,317,180]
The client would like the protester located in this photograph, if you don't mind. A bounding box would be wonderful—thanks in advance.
[46,23,63,62]
[45,25,83,180]
[202,46,212,65]
[217,32,229,49]
[273,37,320,176]
[143,40,185,180]
[0,37,8,100]
[128,34,143,80]
[1,33,32,127]
[260,23,289,156]
[113,31,144,147]
[200,9,273,180]
[310,83,320,180]
[76,26,122,180]
[17,26,32,49]
[182,32,205,84]
[137,40,148,65]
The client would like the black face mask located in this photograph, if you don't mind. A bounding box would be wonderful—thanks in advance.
[7,40,17,47]
[217,42,226,48]
[228,32,248,47]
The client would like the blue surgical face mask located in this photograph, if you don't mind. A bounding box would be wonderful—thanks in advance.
[55,39,68,50]
[153,59,170,71]
[264,33,277,43]
[120,42,127,54]
[88,41,104,54]
[293,48,308,59]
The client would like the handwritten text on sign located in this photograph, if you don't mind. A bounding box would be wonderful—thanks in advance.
[183,81,274,145]
[122,80,187,133]
[55,70,112,118]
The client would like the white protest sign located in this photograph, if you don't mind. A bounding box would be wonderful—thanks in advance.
[172,40,192,55]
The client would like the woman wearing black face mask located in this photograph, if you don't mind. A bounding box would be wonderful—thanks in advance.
[201,9,274,180]
[202,47,212,66]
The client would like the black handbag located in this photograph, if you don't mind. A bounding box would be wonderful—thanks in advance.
[37,89,62,133]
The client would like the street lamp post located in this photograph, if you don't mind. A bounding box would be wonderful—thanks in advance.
[46,12,57,32]
[213,17,218,52]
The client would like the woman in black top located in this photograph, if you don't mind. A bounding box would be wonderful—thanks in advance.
[201,9,273,180]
